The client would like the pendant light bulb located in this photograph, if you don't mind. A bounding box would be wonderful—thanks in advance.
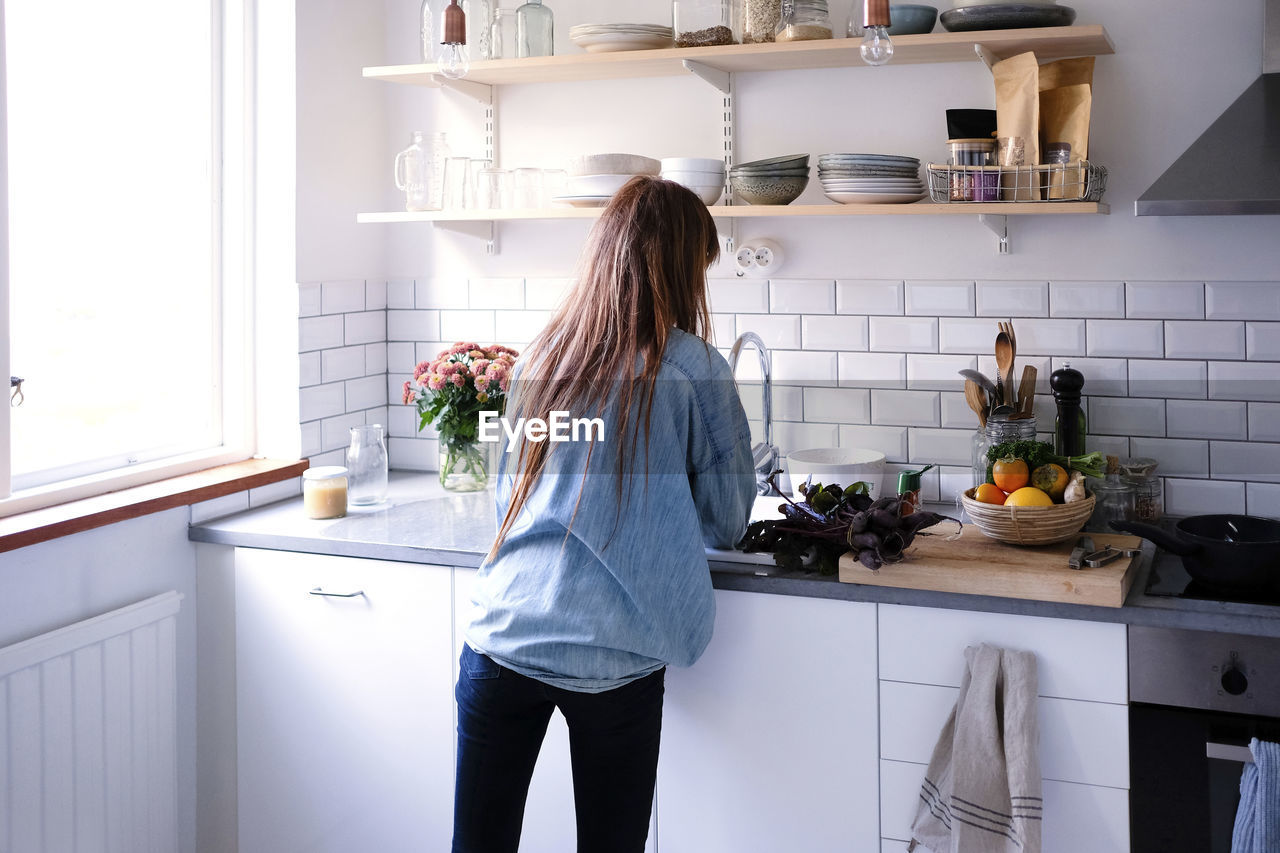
[859,25,894,66]
[438,0,469,79]
[438,43,470,79]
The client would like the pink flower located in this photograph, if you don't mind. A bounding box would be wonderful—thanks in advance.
[402,381,414,405]
[449,342,479,355]
[470,359,490,376]
[486,362,508,379]
[474,375,490,390]
[451,373,466,388]
[468,349,485,359]
[413,360,433,381]
[428,374,446,391]
[498,376,510,393]
[476,391,489,403]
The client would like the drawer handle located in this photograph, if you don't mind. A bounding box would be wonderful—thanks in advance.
[1206,742,1253,764]
[309,587,365,598]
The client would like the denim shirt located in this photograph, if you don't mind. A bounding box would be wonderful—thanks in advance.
[465,328,757,692]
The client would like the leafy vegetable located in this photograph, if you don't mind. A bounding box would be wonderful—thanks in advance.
[984,439,1107,481]
[736,472,961,575]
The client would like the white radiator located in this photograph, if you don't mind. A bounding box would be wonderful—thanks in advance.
[0,591,183,853]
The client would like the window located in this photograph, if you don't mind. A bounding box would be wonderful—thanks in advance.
[1,0,252,506]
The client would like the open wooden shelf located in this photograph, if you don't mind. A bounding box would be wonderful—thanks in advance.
[357,201,1109,224]
[364,25,1114,88]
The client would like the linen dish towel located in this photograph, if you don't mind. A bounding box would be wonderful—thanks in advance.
[1231,737,1280,853]
[908,643,1042,853]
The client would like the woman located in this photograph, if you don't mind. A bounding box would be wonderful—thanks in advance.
[453,176,758,853]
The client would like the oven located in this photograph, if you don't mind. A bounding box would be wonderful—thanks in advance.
[1129,626,1280,853]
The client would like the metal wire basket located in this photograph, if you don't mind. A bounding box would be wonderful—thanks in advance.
[926,160,1108,203]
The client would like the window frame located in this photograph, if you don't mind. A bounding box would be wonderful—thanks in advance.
[0,0,258,517]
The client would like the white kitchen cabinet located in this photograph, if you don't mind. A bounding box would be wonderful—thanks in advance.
[235,549,456,853]
[876,604,1130,853]
[657,589,880,852]
[454,568,662,853]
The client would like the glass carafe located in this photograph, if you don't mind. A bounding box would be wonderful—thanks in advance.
[394,131,431,212]
[347,424,389,506]
[463,0,494,59]
[516,0,554,57]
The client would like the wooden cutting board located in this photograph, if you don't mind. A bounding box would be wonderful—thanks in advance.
[837,526,1145,608]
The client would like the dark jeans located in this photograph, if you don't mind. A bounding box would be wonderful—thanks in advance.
[452,644,665,853]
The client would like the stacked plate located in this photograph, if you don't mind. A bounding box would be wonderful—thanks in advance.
[818,153,925,204]
[569,23,674,53]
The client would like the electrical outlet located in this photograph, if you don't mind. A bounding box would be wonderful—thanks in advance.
[748,240,783,276]
[734,245,757,274]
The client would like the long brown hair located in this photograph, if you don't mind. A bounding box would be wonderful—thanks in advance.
[487,176,720,559]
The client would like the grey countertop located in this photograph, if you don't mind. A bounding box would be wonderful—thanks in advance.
[189,471,1280,638]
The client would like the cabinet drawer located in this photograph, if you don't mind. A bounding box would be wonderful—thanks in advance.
[880,680,1129,788]
[880,759,1130,852]
[878,604,1127,703]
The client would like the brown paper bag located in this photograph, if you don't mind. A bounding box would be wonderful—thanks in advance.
[1038,56,1094,92]
[993,52,1039,200]
[1041,84,1092,198]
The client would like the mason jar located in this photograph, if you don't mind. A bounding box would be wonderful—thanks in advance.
[971,415,1038,486]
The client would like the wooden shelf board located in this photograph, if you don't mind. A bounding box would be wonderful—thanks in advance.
[364,25,1113,87]
[358,201,1108,224]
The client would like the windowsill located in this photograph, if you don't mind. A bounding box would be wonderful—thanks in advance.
[0,458,309,554]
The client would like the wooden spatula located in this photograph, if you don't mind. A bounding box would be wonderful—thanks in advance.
[1016,365,1037,417]
[964,378,988,427]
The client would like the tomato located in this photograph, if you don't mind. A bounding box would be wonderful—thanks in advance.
[974,483,1007,505]
[992,456,1029,493]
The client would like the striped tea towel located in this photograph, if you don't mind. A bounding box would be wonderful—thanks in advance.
[908,644,1042,853]
[1232,738,1280,853]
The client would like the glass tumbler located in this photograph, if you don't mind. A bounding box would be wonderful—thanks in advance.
[443,156,471,208]
[467,158,493,202]
[346,424,389,506]
[491,8,518,59]
[511,167,543,208]
[540,168,568,205]
[475,168,509,209]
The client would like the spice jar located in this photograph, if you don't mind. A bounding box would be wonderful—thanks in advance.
[674,0,737,46]
[971,414,1037,487]
[303,466,349,519]
[742,0,781,42]
[1121,457,1163,524]
[897,465,934,515]
[775,0,832,41]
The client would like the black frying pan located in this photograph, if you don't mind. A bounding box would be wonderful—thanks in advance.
[1113,515,1280,593]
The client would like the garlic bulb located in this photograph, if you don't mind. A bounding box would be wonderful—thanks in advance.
[1063,470,1087,503]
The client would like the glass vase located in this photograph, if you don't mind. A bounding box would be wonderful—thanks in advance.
[439,438,495,492]
[347,424,389,505]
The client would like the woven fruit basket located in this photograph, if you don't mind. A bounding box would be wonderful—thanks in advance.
[960,488,1096,546]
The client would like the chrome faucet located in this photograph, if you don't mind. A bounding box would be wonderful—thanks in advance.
[728,332,779,495]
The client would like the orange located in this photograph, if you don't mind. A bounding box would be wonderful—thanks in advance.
[992,456,1029,492]
[1005,486,1055,507]
[1031,463,1070,501]
[974,483,1007,505]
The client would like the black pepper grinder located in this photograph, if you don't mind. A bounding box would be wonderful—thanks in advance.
[1050,363,1087,457]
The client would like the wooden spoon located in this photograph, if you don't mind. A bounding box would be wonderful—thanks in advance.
[958,368,998,400]
[999,320,1018,405]
[964,379,988,427]
[994,330,1015,406]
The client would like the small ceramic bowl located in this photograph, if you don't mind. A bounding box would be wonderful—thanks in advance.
[786,447,887,499]
[661,169,725,185]
[729,166,812,177]
[887,4,938,34]
[686,184,724,205]
[661,157,724,172]
[730,174,808,205]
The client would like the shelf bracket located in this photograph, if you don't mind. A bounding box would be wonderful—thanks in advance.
[429,75,493,105]
[681,60,731,94]
[974,43,999,71]
[433,219,500,255]
[979,213,1010,254]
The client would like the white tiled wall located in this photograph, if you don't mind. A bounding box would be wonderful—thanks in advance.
[300,278,1280,516]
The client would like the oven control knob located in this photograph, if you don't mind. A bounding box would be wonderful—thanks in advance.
[1221,666,1248,696]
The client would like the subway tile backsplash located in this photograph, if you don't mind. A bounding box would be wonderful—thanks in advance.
[300,277,1280,506]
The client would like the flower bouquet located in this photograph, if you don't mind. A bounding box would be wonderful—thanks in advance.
[403,342,519,491]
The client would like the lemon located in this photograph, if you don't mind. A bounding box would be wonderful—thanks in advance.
[1005,486,1054,507]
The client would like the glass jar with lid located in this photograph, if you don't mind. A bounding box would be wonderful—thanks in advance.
[674,0,738,46]
[776,0,832,41]
[742,0,781,42]
[1120,457,1163,523]
[1087,474,1137,534]
[971,414,1038,487]
[303,466,348,519]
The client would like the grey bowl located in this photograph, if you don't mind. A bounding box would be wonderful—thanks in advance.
[730,174,809,205]
[940,4,1075,31]
[887,5,938,35]
[729,166,811,177]
[733,154,810,170]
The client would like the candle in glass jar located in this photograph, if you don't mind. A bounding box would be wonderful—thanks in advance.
[303,466,348,519]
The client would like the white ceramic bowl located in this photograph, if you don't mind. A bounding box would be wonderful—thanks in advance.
[567,173,634,197]
[661,169,725,185]
[661,157,725,173]
[686,184,724,205]
[566,153,660,178]
[786,447,887,499]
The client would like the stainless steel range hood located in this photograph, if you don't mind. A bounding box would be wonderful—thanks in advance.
[1135,0,1280,216]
